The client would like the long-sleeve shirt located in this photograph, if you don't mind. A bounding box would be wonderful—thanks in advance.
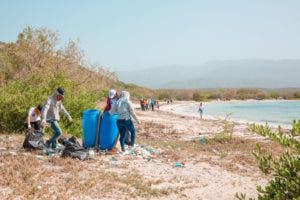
[109,99,139,123]
[42,93,71,122]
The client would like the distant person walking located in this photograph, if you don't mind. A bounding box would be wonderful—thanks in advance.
[109,91,141,152]
[198,102,204,119]
[41,87,73,149]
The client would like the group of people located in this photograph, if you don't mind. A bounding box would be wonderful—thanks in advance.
[105,89,141,152]
[25,87,140,153]
[25,87,73,149]
[140,98,159,111]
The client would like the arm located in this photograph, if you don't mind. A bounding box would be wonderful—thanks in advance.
[60,103,72,121]
[128,102,140,123]
[41,99,51,123]
[27,108,33,128]
[109,102,117,115]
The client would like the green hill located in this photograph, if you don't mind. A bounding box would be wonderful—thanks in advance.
[0,27,154,135]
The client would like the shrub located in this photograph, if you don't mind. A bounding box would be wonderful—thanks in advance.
[244,121,300,200]
[0,73,103,136]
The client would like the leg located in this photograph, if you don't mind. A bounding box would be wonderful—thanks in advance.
[49,120,62,149]
[117,120,127,151]
[126,120,136,146]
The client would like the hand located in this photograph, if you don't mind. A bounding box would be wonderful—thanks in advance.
[41,120,47,127]
[28,124,31,129]
[68,117,73,123]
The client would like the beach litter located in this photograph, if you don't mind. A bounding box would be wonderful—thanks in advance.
[111,157,118,161]
[175,162,184,168]
[120,144,162,161]
[199,137,207,144]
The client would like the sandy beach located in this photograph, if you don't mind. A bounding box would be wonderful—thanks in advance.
[0,101,285,199]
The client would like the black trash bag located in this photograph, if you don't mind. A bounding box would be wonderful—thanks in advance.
[58,136,88,160]
[23,129,45,150]
[125,130,131,145]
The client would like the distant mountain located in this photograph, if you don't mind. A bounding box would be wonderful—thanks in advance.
[117,60,300,89]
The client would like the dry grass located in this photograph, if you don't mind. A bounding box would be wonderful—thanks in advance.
[0,114,286,199]
[138,132,284,176]
[0,134,173,199]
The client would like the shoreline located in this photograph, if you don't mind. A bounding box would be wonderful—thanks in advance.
[159,100,295,129]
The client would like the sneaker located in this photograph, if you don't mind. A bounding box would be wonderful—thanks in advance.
[44,140,50,148]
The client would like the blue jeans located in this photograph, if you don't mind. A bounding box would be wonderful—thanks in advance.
[117,119,136,151]
[48,120,62,149]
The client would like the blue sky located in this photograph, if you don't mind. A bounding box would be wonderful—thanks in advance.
[0,0,299,70]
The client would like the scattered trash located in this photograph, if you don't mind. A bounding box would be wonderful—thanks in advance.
[111,157,118,161]
[175,162,184,168]
[199,137,207,144]
[35,155,45,160]
[118,144,162,161]
[6,135,13,142]
[37,186,42,190]
[212,148,220,155]
[88,149,95,159]
[9,151,17,156]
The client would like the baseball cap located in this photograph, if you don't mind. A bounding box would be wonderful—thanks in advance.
[57,87,65,97]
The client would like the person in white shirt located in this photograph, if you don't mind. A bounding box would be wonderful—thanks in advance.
[25,104,43,130]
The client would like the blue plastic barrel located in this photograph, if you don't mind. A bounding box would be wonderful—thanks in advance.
[82,109,101,148]
[99,112,119,150]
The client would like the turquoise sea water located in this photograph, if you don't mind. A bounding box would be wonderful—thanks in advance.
[195,100,300,125]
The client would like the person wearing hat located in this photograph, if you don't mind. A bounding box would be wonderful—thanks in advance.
[25,104,43,130]
[41,87,72,149]
[104,89,118,112]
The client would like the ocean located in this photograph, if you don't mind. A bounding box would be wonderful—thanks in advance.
[185,100,300,126]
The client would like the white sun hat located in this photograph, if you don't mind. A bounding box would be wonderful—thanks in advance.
[108,89,117,98]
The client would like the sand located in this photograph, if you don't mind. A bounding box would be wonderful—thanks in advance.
[0,101,283,200]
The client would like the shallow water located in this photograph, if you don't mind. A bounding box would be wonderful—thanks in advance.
[188,100,300,125]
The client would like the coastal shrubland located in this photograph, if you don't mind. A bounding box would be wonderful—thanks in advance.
[156,88,300,102]
[0,26,153,135]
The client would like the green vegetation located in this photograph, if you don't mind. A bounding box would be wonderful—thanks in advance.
[0,26,152,135]
[157,88,300,102]
[236,120,300,199]
[214,113,234,141]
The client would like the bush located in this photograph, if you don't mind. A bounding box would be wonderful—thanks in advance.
[0,73,104,136]
[245,121,300,200]
[192,92,205,101]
